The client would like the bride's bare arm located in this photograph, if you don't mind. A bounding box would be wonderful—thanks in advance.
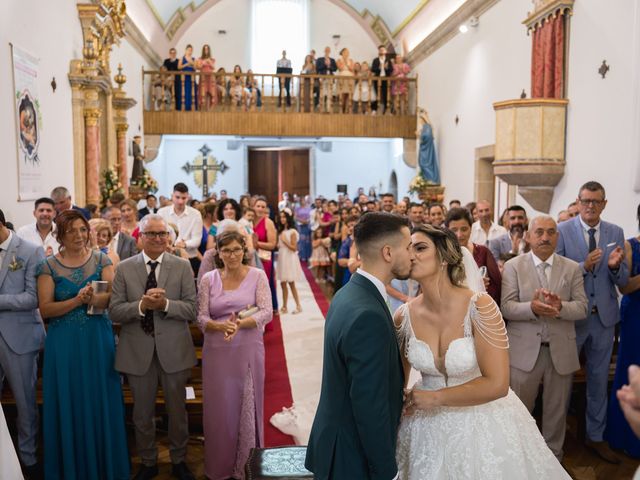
[393,307,412,388]
[407,294,509,410]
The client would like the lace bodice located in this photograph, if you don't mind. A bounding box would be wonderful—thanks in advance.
[396,293,505,390]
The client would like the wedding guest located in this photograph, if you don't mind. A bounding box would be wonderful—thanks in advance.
[310,229,331,283]
[197,230,272,479]
[37,210,129,479]
[428,203,445,227]
[606,203,640,457]
[120,198,139,236]
[395,199,408,216]
[17,196,60,255]
[470,200,507,246]
[295,196,312,262]
[254,197,278,310]
[104,205,138,261]
[557,181,628,463]
[337,215,358,289]
[353,61,375,114]
[445,207,502,305]
[138,194,158,220]
[336,48,355,113]
[163,48,180,110]
[316,46,337,112]
[465,201,478,222]
[391,54,411,114]
[151,66,173,111]
[229,65,248,110]
[110,214,197,480]
[158,182,204,275]
[277,210,303,314]
[557,210,571,223]
[197,44,216,111]
[89,218,120,267]
[276,50,293,108]
[489,205,528,261]
[449,199,461,209]
[50,186,90,220]
[567,201,579,218]
[502,215,588,460]
[408,202,425,229]
[380,193,395,213]
[178,44,197,111]
[300,54,315,113]
[371,44,393,114]
[215,67,227,105]
[0,209,45,478]
[245,69,261,109]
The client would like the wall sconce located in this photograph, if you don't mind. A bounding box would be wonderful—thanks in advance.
[459,16,479,34]
[332,34,341,47]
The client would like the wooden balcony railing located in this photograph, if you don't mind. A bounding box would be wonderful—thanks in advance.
[142,70,418,138]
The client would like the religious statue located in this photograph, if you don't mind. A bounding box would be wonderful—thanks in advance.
[417,108,440,184]
[130,135,145,183]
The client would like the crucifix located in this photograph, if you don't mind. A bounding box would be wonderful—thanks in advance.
[182,144,229,197]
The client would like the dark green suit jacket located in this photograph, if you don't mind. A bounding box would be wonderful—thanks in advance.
[305,273,404,479]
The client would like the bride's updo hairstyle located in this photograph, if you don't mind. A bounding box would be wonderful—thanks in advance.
[411,224,466,286]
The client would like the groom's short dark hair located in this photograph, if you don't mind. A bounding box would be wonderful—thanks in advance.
[0,209,5,226]
[354,212,409,258]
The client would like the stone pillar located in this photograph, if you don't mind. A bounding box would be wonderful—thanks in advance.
[116,123,129,196]
[84,107,102,205]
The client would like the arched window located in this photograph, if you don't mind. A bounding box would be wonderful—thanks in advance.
[251,0,309,91]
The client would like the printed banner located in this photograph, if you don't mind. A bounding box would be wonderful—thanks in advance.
[11,44,43,200]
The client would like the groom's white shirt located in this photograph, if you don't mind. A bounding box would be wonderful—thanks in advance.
[356,268,399,480]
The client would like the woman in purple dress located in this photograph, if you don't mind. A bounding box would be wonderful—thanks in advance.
[197,230,272,479]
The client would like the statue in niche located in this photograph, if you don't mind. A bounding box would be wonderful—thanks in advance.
[417,108,440,184]
[130,135,145,184]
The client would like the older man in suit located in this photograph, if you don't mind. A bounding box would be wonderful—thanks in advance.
[502,214,587,461]
[0,209,45,477]
[110,213,197,480]
[103,206,137,260]
[557,181,628,463]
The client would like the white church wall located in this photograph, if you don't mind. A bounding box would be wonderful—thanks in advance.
[413,0,640,236]
[413,0,531,216]
[0,0,83,228]
[310,1,377,64]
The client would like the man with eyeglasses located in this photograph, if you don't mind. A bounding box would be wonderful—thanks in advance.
[110,214,197,480]
[103,206,137,260]
[557,181,628,464]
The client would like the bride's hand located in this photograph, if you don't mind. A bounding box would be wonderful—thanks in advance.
[404,388,441,415]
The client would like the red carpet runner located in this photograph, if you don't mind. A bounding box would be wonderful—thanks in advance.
[263,311,295,446]
[263,264,329,446]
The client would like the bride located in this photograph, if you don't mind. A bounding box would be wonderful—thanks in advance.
[1,402,24,479]
[394,224,569,479]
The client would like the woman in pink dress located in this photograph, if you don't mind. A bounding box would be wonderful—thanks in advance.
[198,230,273,480]
[253,197,278,313]
[197,44,217,111]
[391,54,411,115]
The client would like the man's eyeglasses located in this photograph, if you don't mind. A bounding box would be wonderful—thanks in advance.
[578,198,605,207]
[141,231,169,239]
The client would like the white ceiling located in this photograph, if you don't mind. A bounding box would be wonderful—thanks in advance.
[145,0,428,34]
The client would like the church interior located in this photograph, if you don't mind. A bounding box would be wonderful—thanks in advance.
[1,0,640,479]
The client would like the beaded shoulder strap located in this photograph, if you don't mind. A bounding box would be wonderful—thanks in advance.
[468,293,509,350]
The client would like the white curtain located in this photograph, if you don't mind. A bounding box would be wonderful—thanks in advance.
[251,0,309,91]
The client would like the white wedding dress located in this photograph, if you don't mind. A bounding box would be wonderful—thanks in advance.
[395,295,570,480]
[0,402,24,479]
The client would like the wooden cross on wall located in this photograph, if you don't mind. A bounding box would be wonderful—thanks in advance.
[182,144,229,198]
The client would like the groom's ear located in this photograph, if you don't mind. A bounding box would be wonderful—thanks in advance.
[381,243,393,263]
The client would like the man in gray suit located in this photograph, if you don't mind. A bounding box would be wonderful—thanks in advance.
[557,181,628,463]
[502,215,587,461]
[110,214,197,480]
[0,209,45,477]
[103,206,138,260]
[489,205,528,261]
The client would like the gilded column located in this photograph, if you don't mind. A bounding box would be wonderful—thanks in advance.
[84,105,102,205]
[116,123,129,196]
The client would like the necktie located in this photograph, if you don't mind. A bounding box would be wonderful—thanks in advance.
[141,261,158,335]
[536,262,549,290]
[588,228,597,253]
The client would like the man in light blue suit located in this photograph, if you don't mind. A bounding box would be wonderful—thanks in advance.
[0,209,45,476]
[557,181,628,463]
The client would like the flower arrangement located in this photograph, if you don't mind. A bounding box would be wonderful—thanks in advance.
[408,173,439,194]
[135,168,159,194]
[100,166,123,207]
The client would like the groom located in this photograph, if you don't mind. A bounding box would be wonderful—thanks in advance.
[306,212,413,479]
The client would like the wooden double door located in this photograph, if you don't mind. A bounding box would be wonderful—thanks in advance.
[248,148,310,209]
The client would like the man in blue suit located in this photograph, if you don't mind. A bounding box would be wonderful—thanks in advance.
[306,212,413,479]
[0,209,45,477]
[557,181,628,463]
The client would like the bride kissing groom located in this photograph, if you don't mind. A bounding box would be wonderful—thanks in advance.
[305,212,570,479]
